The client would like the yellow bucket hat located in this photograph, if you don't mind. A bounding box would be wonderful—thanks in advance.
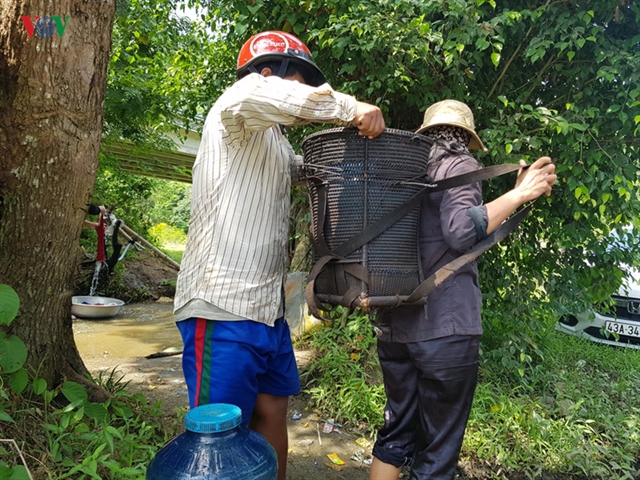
[416,99,487,151]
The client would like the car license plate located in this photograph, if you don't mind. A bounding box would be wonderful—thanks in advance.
[605,321,640,338]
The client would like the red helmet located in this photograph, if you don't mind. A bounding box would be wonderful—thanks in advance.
[237,31,326,87]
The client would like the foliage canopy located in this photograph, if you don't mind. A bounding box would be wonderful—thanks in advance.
[101,0,639,369]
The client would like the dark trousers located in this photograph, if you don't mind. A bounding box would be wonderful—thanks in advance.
[372,335,480,480]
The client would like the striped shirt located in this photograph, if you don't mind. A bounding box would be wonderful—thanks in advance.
[174,73,358,326]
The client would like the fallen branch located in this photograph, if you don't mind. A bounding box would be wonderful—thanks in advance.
[120,224,181,271]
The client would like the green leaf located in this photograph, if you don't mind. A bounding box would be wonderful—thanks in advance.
[0,410,15,423]
[84,403,108,421]
[102,429,115,453]
[0,285,19,326]
[106,425,124,440]
[9,369,28,395]
[569,123,587,132]
[235,22,248,36]
[567,51,575,61]
[8,465,30,480]
[0,335,27,374]
[61,382,88,404]
[491,52,500,67]
[119,467,145,476]
[32,378,47,395]
[475,38,490,50]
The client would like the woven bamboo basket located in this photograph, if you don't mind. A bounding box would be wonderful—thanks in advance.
[303,127,433,310]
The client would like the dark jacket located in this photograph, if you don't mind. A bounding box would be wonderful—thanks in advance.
[375,140,487,343]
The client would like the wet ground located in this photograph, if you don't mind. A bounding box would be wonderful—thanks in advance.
[73,301,181,362]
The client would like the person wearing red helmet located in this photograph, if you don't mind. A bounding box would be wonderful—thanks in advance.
[236,30,326,87]
[174,30,385,480]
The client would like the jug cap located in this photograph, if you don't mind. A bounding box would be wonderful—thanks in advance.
[185,403,243,433]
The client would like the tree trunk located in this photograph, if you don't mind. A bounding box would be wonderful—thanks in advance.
[0,0,116,401]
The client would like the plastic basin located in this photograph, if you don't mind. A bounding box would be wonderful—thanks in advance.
[72,296,125,319]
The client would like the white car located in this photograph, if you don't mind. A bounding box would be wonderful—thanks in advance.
[557,267,640,349]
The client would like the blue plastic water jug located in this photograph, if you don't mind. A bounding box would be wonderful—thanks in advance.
[146,403,278,480]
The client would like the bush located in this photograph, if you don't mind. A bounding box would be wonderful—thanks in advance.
[296,307,385,434]
[148,223,187,249]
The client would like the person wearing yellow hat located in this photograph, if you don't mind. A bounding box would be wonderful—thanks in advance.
[369,100,556,480]
[416,99,487,151]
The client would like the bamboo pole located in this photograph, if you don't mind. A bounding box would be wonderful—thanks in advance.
[120,224,181,271]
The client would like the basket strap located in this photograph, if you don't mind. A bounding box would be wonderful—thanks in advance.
[307,177,332,257]
[404,203,532,304]
[427,162,525,194]
[332,162,523,258]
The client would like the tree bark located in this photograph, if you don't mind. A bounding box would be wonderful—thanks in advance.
[0,0,116,401]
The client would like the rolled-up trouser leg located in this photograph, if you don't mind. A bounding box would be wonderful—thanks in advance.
[372,335,480,480]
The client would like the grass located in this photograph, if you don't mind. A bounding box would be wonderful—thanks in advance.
[0,368,178,480]
[297,310,640,479]
[465,332,640,479]
[159,247,183,264]
[295,308,385,435]
[149,223,185,265]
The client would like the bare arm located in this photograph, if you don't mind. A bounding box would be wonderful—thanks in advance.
[83,205,106,230]
[485,156,557,234]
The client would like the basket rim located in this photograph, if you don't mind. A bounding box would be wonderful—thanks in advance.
[301,126,432,150]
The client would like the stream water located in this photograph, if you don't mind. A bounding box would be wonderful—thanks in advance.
[88,262,102,297]
[73,273,311,364]
[73,302,182,362]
